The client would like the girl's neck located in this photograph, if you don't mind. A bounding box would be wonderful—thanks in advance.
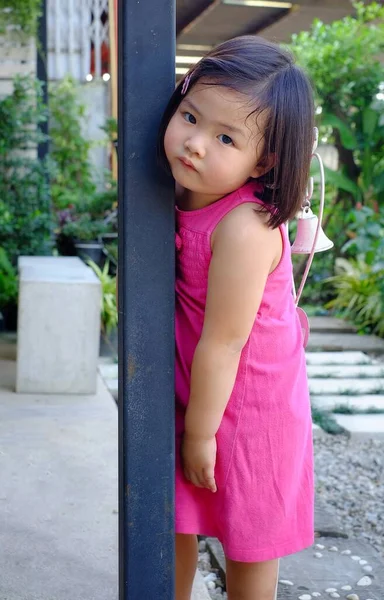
[176,186,228,212]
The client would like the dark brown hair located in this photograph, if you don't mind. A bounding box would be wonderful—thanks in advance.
[157,35,315,228]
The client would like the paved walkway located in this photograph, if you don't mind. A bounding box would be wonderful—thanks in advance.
[0,355,208,600]
[0,358,118,600]
[99,317,384,438]
[2,317,384,599]
[198,318,384,598]
[205,480,384,597]
[206,533,383,599]
[307,317,384,438]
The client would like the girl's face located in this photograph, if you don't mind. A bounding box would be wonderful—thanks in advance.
[164,82,269,203]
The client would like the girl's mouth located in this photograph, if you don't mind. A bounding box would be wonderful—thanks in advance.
[179,157,197,171]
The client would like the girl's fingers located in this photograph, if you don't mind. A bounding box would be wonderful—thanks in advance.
[205,477,217,493]
[203,468,217,493]
[184,466,216,492]
[188,470,204,488]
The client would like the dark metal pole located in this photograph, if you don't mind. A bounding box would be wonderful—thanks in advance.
[118,0,175,598]
[37,0,49,161]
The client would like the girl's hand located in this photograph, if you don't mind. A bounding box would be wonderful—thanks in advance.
[182,434,217,493]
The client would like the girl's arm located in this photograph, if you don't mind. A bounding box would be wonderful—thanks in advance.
[183,204,281,491]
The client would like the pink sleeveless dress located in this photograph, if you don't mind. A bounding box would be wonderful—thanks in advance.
[175,180,314,562]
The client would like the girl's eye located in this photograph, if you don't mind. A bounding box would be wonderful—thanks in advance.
[183,112,196,124]
[218,134,233,146]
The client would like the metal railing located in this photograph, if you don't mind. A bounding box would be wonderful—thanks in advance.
[47,0,109,81]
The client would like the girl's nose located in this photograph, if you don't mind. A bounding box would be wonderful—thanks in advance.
[184,136,206,158]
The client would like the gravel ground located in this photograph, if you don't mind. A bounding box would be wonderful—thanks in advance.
[314,434,384,557]
[198,434,384,597]
[198,540,227,599]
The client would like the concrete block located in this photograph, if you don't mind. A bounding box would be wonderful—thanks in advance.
[16,257,101,394]
[333,414,384,439]
[309,378,384,396]
[307,332,384,354]
[311,394,384,412]
[18,256,86,271]
[306,351,372,365]
[312,422,326,438]
[309,316,356,333]
[307,364,384,379]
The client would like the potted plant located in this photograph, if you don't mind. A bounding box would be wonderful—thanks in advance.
[55,171,117,266]
[91,177,118,271]
[56,211,109,265]
[87,259,118,357]
[102,238,118,275]
[0,247,18,331]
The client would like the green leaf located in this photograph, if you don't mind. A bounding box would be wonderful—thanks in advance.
[324,167,362,200]
[362,107,379,137]
[373,172,384,193]
[321,112,358,150]
[361,145,373,191]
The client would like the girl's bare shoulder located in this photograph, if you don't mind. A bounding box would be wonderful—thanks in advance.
[213,201,280,246]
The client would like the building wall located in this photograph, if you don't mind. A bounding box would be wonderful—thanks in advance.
[78,81,110,186]
[0,21,110,182]
[0,35,36,98]
[47,0,110,82]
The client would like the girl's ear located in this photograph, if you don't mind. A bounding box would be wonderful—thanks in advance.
[251,153,276,179]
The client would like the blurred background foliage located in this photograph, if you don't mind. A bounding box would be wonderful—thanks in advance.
[289,2,384,334]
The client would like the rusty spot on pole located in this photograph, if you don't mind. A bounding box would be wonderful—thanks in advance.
[128,354,136,381]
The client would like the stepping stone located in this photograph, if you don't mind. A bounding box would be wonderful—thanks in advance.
[311,395,384,412]
[105,378,118,399]
[205,536,383,597]
[306,352,373,366]
[99,363,118,380]
[98,363,118,400]
[312,422,326,437]
[307,333,384,354]
[314,497,347,538]
[309,317,356,334]
[98,356,115,365]
[333,414,384,439]
[307,365,384,379]
[309,378,384,395]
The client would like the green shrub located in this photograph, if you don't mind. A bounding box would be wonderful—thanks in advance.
[290,2,384,210]
[289,3,384,313]
[0,0,41,38]
[49,76,97,212]
[49,77,117,252]
[87,260,117,336]
[0,76,52,265]
[0,247,18,309]
[61,213,109,243]
[326,257,384,336]
[342,205,384,265]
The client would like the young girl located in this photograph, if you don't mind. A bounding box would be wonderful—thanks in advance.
[158,36,315,600]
